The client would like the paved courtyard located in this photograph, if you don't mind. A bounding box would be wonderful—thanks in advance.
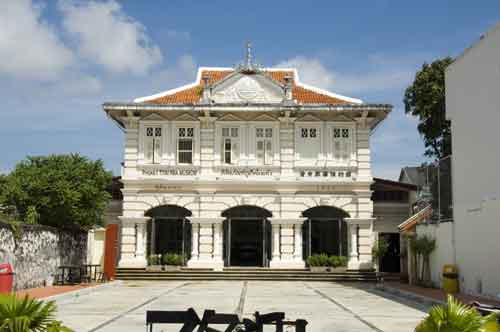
[55,281,428,332]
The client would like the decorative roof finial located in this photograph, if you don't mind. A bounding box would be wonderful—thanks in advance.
[245,41,252,68]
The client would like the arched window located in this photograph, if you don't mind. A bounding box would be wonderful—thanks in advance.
[221,205,272,267]
[145,205,192,261]
[302,206,349,259]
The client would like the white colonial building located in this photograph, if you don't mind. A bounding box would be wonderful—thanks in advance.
[103,57,391,271]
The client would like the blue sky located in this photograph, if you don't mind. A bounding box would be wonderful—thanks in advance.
[1,0,498,179]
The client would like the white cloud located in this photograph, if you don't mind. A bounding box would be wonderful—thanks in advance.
[0,0,74,80]
[276,55,416,95]
[59,0,162,75]
[151,54,197,92]
[276,57,335,90]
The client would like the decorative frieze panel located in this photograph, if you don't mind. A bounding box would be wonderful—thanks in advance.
[218,166,277,177]
[139,166,200,177]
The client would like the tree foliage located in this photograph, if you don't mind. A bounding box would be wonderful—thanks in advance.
[0,154,112,230]
[404,57,454,160]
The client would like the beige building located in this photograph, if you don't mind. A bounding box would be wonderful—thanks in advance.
[103,57,391,270]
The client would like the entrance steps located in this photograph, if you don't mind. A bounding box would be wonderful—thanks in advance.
[115,268,378,282]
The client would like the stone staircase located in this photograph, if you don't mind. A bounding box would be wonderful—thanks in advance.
[115,267,379,282]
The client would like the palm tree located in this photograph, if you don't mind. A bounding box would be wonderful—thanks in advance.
[416,295,499,332]
[0,294,72,332]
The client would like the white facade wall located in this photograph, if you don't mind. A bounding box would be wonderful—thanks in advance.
[113,111,378,270]
[445,24,500,298]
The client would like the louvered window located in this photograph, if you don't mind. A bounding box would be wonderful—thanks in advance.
[333,127,351,163]
[177,127,194,164]
[222,127,239,164]
[144,126,162,164]
[256,128,273,165]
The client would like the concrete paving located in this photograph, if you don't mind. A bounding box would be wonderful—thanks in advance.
[54,281,429,332]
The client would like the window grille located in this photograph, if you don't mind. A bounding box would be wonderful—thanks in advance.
[222,127,239,164]
[177,127,194,164]
[145,126,162,164]
[333,127,351,163]
[256,127,273,165]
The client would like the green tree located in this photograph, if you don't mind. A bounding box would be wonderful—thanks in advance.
[0,154,112,230]
[404,57,454,160]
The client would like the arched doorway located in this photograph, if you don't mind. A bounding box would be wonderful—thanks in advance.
[145,205,192,263]
[222,206,272,267]
[302,206,349,259]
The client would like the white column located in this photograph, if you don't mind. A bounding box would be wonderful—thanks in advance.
[190,223,199,260]
[118,216,149,268]
[348,223,359,269]
[135,221,146,257]
[269,218,306,269]
[213,222,222,260]
[272,224,281,261]
[293,223,302,261]
[345,217,375,270]
[187,217,224,270]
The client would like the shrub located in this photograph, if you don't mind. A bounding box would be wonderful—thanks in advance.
[147,254,161,266]
[306,255,320,267]
[306,255,318,266]
[337,256,348,267]
[162,253,184,266]
[307,254,349,267]
[318,253,329,267]
[328,256,340,267]
[372,237,389,261]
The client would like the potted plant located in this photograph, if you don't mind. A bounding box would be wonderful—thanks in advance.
[328,255,348,272]
[415,295,499,332]
[146,254,163,272]
[308,253,330,272]
[162,253,184,271]
[0,293,73,331]
[372,237,389,272]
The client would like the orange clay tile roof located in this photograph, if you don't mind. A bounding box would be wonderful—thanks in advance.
[399,205,433,233]
[144,69,352,105]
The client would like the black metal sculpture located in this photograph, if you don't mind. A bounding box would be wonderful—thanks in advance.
[146,308,308,332]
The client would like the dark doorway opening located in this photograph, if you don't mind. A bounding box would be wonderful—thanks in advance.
[379,233,401,273]
[145,205,192,263]
[302,206,349,259]
[222,206,272,267]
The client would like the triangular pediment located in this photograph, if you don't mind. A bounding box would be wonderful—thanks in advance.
[251,113,278,122]
[335,114,355,121]
[296,114,322,122]
[211,72,284,104]
[217,113,244,121]
[173,113,198,121]
[141,113,165,121]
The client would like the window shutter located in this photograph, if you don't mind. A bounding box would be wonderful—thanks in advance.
[265,140,273,165]
[256,140,264,164]
[145,137,154,163]
[232,141,239,163]
[154,138,161,163]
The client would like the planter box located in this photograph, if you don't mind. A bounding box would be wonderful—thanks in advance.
[310,266,347,273]
[146,265,163,272]
[164,265,182,272]
[310,266,330,273]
